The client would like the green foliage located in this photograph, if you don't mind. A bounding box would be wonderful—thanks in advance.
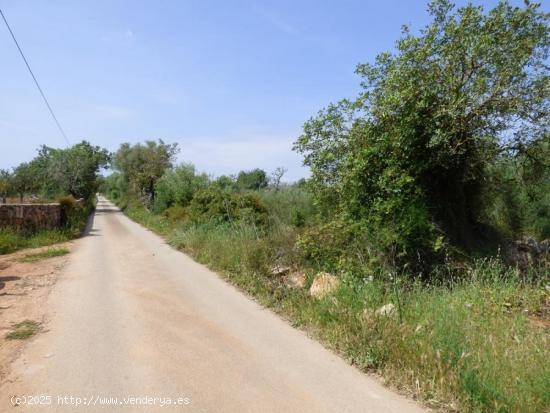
[214,175,236,190]
[118,197,550,413]
[35,141,110,200]
[483,138,550,239]
[58,196,93,235]
[187,187,268,228]
[0,169,13,203]
[102,172,127,202]
[0,229,72,254]
[294,0,550,272]
[6,141,109,202]
[5,320,41,340]
[236,168,268,190]
[112,140,179,205]
[259,186,316,228]
[11,162,38,202]
[153,163,209,212]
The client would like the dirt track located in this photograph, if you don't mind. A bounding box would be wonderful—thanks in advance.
[0,197,425,412]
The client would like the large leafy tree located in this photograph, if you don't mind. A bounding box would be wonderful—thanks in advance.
[112,140,179,205]
[35,141,111,200]
[295,0,549,268]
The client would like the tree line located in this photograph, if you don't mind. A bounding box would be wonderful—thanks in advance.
[0,141,110,203]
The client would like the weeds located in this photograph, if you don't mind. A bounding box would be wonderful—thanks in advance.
[18,247,69,263]
[123,188,550,411]
[117,199,550,412]
[5,320,41,340]
[0,229,72,255]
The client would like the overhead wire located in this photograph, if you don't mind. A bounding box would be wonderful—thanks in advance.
[0,8,70,146]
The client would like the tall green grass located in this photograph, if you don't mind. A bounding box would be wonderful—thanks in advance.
[0,229,72,255]
[116,199,549,413]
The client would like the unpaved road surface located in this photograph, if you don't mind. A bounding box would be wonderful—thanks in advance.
[0,198,425,413]
[0,243,71,383]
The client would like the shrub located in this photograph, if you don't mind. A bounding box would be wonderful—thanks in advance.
[236,169,268,190]
[188,187,268,228]
[259,186,316,228]
[297,219,381,275]
[59,196,91,234]
[294,1,549,274]
[153,163,209,212]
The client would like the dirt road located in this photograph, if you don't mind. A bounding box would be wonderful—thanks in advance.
[1,198,425,412]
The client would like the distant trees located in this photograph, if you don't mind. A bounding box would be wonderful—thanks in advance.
[270,167,287,191]
[236,169,268,190]
[0,169,12,203]
[35,141,111,200]
[2,141,110,203]
[12,163,37,202]
[294,0,549,270]
[153,163,209,211]
[112,140,179,205]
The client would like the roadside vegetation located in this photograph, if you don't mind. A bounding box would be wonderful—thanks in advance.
[103,2,549,411]
[5,320,41,340]
[18,247,70,263]
[0,141,109,254]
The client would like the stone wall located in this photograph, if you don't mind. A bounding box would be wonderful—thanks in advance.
[0,204,62,231]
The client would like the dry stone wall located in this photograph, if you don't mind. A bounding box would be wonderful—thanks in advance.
[0,204,62,231]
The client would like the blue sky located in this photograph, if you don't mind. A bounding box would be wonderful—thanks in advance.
[0,0,541,180]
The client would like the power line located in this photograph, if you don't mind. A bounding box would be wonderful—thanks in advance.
[0,8,70,146]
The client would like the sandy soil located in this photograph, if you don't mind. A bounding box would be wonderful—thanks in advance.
[0,243,72,384]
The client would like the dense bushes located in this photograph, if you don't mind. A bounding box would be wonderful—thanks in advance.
[187,187,269,228]
[153,163,209,212]
[112,190,549,413]
[59,196,94,236]
[294,0,549,274]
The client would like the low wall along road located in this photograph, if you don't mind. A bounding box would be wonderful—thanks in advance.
[0,204,62,231]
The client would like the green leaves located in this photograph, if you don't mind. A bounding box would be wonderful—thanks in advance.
[112,140,179,205]
[294,0,549,273]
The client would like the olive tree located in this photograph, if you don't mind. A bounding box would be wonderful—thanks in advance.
[112,140,179,205]
[294,0,549,269]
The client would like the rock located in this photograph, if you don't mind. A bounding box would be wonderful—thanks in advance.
[375,303,396,318]
[269,264,291,277]
[284,271,306,289]
[309,272,340,298]
[506,236,544,269]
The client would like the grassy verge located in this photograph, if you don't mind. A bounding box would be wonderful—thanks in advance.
[0,197,94,255]
[117,200,549,413]
[5,320,41,340]
[18,247,70,263]
[0,229,73,255]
